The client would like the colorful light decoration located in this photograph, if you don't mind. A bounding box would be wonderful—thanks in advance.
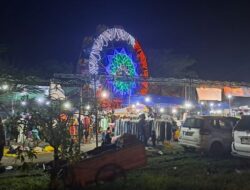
[88,27,149,96]
[107,49,138,95]
[89,28,135,74]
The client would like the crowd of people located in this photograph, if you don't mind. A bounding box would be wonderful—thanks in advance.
[0,109,181,165]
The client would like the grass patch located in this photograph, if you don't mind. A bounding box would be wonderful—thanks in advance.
[0,174,49,190]
[1,145,250,190]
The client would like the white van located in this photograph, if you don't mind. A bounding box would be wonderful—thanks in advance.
[179,117,203,149]
[179,116,239,155]
[232,116,250,158]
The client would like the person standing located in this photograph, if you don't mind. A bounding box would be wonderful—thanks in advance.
[166,122,172,143]
[104,127,112,145]
[138,114,148,146]
[0,117,5,162]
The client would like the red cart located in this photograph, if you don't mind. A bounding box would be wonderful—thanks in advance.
[61,134,147,188]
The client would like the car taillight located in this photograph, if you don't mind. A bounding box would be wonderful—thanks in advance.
[200,128,211,135]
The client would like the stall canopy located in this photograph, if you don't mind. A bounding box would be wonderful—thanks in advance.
[123,94,185,106]
[196,87,222,101]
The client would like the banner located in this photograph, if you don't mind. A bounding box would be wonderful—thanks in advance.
[224,87,250,97]
[196,87,222,101]
[49,83,65,100]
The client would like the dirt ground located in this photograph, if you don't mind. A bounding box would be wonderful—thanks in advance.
[1,142,97,166]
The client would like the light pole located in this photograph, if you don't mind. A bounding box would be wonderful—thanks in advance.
[93,75,98,148]
[200,101,204,115]
[227,94,232,116]
[209,102,214,115]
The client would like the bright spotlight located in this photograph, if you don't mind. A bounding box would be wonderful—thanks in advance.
[136,102,140,106]
[217,109,222,114]
[159,108,165,113]
[2,84,9,90]
[101,91,109,98]
[63,101,71,110]
[200,101,204,105]
[21,101,27,106]
[85,105,90,110]
[184,102,192,109]
[45,101,50,106]
[132,104,136,108]
[227,94,232,99]
[172,108,177,114]
[36,97,45,104]
[145,96,151,103]
[210,102,214,107]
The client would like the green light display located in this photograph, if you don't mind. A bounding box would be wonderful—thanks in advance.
[107,49,138,95]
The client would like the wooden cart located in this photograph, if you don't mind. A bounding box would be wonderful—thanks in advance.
[61,135,147,188]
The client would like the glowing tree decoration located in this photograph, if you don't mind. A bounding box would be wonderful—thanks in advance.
[107,49,138,95]
[88,27,149,95]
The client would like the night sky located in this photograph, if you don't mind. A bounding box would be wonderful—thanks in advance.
[1,0,250,81]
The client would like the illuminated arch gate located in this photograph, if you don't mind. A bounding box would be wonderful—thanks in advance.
[88,28,149,95]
